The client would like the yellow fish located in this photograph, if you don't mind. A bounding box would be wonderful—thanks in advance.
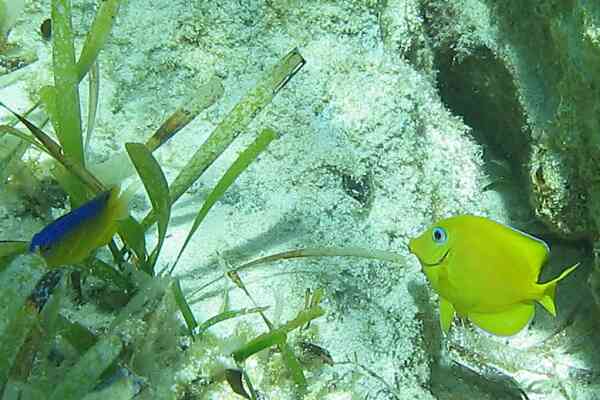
[29,187,129,267]
[408,215,578,336]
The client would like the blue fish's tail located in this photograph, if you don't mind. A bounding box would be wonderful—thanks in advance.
[108,186,130,221]
[538,263,579,316]
[119,181,142,208]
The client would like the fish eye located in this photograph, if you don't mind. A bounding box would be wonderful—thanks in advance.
[432,227,447,244]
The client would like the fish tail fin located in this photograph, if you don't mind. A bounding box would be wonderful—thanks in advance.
[93,186,133,246]
[114,192,130,220]
[538,263,579,316]
[111,183,140,220]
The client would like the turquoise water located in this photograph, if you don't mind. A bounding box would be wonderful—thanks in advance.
[0,1,598,399]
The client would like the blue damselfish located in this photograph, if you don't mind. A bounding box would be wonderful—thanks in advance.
[30,187,128,267]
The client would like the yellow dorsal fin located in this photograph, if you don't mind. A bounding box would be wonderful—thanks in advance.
[458,216,550,279]
[502,223,549,277]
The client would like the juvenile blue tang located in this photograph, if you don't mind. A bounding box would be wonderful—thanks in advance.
[409,215,578,336]
[30,187,128,267]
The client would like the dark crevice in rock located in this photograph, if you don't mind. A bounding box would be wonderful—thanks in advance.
[435,47,529,172]
[431,44,538,227]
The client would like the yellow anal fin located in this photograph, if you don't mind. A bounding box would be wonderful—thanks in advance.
[439,297,455,334]
[468,303,534,336]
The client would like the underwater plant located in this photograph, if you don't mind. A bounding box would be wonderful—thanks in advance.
[0,0,320,397]
[0,1,413,398]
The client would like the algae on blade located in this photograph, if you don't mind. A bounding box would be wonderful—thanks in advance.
[48,335,123,400]
[145,75,225,152]
[48,0,84,166]
[141,48,305,229]
[76,0,122,81]
[172,127,279,270]
[126,143,171,274]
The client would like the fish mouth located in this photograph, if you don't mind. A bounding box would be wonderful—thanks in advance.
[420,249,450,267]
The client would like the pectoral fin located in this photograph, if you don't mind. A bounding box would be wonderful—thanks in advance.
[468,303,534,336]
[439,297,455,333]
